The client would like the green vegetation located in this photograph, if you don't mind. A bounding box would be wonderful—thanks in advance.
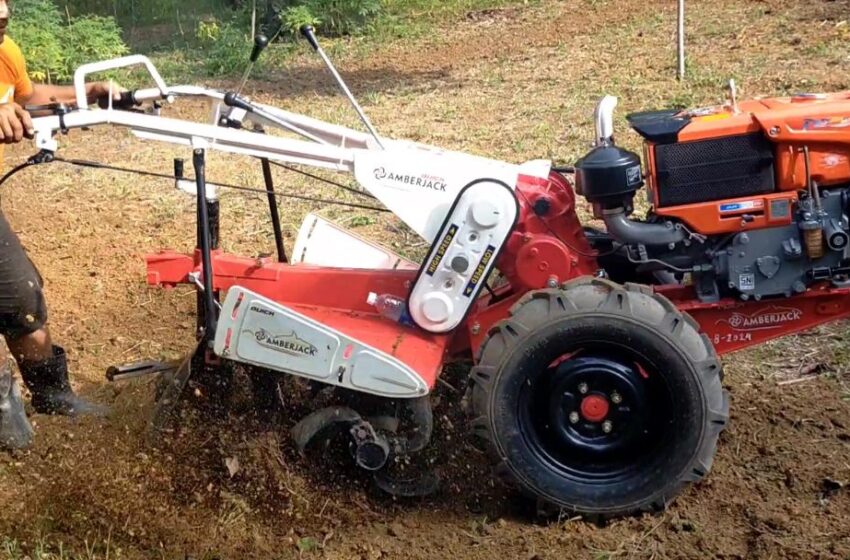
[11,0,531,82]
[276,0,384,37]
[12,0,127,83]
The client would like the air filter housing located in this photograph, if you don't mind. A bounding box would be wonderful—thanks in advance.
[575,143,644,208]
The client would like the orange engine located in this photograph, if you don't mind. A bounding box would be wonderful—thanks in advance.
[574,91,850,303]
[630,92,850,235]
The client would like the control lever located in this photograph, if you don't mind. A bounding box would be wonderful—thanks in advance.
[235,34,270,99]
[299,25,385,149]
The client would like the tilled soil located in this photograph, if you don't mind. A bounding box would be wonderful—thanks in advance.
[1,0,850,558]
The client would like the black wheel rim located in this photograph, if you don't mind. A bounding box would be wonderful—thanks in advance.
[517,340,677,484]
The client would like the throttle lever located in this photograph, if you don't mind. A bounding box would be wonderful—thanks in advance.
[300,24,320,51]
[298,24,384,149]
[250,34,270,63]
[234,34,270,98]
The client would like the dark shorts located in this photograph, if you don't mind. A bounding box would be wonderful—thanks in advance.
[0,211,47,339]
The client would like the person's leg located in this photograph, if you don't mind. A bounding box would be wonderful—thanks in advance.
[7,326,52,362]
[0,341,34,450]
[0,210,105,417]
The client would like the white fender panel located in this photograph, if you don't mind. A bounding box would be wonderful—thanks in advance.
[354,146,522,242]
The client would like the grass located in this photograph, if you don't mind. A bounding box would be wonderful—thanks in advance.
[375,0,537,38]
[82,0,540,86]
[2,536,107,560]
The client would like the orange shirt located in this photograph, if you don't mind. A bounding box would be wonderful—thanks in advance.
[0,37,33,164]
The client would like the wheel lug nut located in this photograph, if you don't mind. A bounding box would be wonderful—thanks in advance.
[611,392,622,404]
[578,383,589,394]
[569,411,580,424]
[602,420,613,434]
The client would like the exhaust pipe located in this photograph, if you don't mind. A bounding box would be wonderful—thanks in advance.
[594,95,618,146]
[603,208,687,246]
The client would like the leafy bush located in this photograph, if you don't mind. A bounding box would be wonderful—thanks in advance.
[9,0,65,82]
[276,0,383,37]
[195,18,256,76]
[11,0,128,83]
[280,5,322,36]
[59,16,128,76]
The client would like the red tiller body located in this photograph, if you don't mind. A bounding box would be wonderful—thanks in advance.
[145,170,850,392]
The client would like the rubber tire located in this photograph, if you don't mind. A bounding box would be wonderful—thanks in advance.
[468,277,729,518]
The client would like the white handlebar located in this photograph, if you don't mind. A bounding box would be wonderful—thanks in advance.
[73,55,170,109]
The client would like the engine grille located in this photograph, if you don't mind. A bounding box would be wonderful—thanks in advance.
[654,133,775,207]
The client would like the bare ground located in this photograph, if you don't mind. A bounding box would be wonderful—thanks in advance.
[1,0,850,558]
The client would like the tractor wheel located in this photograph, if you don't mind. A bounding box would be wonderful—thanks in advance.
[468,277,729,518]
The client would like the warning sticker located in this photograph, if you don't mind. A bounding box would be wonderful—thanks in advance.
[738,273,755,291]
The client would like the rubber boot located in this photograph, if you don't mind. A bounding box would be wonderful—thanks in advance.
[19,346,107,417]
[0,360,34,450]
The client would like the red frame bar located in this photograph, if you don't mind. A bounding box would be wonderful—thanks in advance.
[147,249,850,373]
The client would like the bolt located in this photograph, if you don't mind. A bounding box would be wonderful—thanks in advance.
[578,382,589,394]
[471,323,481,335]
[546,276,558,289]
[569,411,580,424]
[611,392,622,404]
[769,126,780,136]
[602,420,613,434]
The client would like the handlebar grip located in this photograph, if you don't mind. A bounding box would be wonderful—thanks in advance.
[300,25,320,51]
[223,92,255,113]
[97,90,140,110]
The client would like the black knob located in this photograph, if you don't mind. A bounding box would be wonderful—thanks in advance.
[223,92,254,113]
[300,25,320,51]
[250,34,269,63]
[533,197,552,217]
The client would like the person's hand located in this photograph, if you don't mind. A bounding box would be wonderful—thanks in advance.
[0,102,34,144]
[87,80,126,107]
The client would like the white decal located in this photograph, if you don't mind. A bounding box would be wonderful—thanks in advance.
[716,305,803,332]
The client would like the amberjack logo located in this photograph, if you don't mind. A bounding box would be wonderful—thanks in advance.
[716,306,802,332]
[373,167,447,192]
[252,328,318,357]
